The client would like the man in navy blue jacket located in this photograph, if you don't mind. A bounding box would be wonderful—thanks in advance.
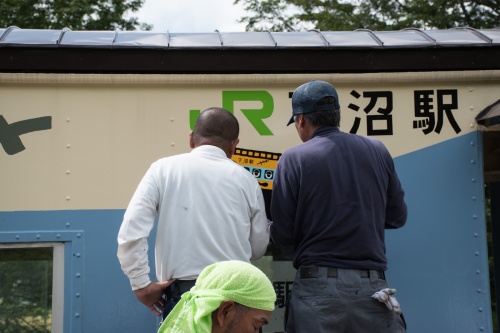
[271,80,407,333]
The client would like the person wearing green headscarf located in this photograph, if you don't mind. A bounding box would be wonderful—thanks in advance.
[158,260,276,333]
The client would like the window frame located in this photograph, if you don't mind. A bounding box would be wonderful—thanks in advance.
[0,242,64,333]
[0,230,84,333]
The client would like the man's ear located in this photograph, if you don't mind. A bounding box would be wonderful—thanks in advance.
[233,138,240,148]
[189,132,195,148]
[226,138,239,158]
[297,114,305,127]
[214,300,236,327]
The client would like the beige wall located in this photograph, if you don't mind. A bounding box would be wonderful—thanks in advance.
[1,72,499,211]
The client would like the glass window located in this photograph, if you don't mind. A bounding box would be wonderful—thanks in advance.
[0,243,63,333]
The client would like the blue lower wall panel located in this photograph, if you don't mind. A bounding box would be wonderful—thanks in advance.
[0,210,160,333]
[387,131,492,332]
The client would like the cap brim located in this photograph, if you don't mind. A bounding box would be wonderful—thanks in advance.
[286,115,295,126]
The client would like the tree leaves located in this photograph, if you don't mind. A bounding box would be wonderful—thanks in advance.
[0,0,152,30]
[234,0,500,31]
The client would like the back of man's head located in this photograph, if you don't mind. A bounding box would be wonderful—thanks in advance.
[192,107,239,149]
[287,80,341,128]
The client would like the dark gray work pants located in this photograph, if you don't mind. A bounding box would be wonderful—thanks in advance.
[285,267,407,333]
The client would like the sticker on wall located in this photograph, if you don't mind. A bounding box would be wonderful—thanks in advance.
[231,148,281,190]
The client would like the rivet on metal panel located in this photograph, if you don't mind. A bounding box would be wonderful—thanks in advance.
[76,272,81,278]
[66,222,71,227]
[77,233,81,238]
[171,142,175,146]
[470,105,474,111]
[470,123,474,128]
[476,270,481,274]
[477,289,482,293]
[36,235,40,239]
[478,307,483,312]
[66,196,71,201]
[473,214,477,219]
[475,251,480,256]
[66,144,71,148]
[75,253,81,257]
[474,233,479,237]
[75,313,80,318]
[469,88,474,92]
[471,141,475,146]
[170,118,174,122]
[471,159,475,164]
[76,293,81,297]
[472,178,476,183]
[15,235,20,239]
[66,170,71,174]
[66,118,70,122]
[472,196,476,201]
[480,326,485,331]
[57,234,61,238]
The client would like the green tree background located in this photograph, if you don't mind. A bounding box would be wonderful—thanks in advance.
[0,0,152,30]
[0,248,53,333]
[235,0,499,31]
[487,185,498,333]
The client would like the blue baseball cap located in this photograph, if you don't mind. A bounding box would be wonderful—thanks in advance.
[287,80,340,126]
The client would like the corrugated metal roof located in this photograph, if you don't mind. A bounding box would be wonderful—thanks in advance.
[0,26,499,49]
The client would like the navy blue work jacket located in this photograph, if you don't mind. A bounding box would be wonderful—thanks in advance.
[270,126,407,270]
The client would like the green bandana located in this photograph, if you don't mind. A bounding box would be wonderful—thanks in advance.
[158,260,276,333]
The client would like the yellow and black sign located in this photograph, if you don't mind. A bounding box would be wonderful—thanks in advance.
[232,148,281,190]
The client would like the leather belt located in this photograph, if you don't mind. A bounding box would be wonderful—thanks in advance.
[166,279,196,299]
[300,266,385,280]
[173,280,196,294]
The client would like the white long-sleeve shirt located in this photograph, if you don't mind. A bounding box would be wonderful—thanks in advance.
[117,145,269,290]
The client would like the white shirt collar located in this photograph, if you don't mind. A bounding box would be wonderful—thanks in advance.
[191,145,227,158]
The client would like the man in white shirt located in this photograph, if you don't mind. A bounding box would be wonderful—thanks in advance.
[117,107,270,319]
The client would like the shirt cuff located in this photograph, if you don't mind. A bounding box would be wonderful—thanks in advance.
[130,274,151,291]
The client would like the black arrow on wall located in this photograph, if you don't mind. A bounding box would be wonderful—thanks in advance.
[0,115,52,155]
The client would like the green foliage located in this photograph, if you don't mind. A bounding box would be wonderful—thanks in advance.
[234,0,500,31]
[0,0,152,31]
[486,185,498,333]
[0,248,53,333]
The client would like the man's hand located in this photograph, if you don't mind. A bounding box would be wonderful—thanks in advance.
[134,280,174,316]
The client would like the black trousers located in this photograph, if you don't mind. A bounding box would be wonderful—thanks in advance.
[162,280,196,320]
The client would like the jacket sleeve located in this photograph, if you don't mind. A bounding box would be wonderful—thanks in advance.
[270,155,297,252]
[249,184,270,260]
[385,159,407,229]
[117,163,159,290]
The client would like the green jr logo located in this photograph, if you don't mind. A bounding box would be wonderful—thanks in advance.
[189,91,274,136]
